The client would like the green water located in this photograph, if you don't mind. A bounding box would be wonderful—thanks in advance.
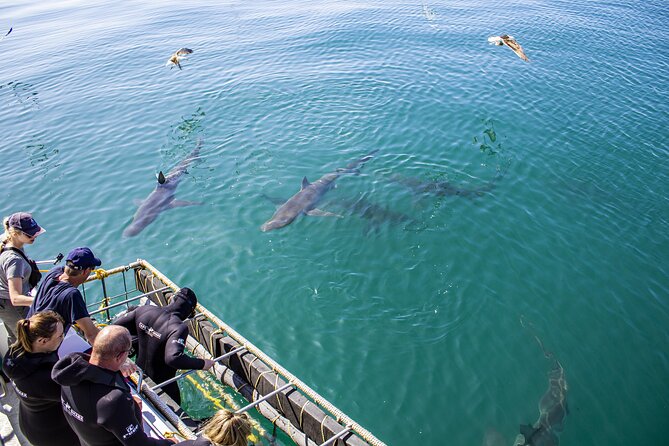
[1,1,668,445]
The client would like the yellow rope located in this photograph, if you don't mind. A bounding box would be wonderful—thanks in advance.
[247,357,260,381]
[274,373,285,414]
[253,370,274,391]
[299,400,310,428]
[92,268,110,280]
[321,413,327,443]
[208,329,223,353]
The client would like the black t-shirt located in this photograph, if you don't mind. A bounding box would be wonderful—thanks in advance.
[28,266,90,332]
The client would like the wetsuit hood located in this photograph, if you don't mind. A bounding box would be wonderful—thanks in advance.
[163,287,198,321]
[3,348,57,381]
[51,352,126,390]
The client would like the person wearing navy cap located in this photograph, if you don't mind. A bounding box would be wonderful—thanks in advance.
[0,212,46,343]
[28,247,102,345]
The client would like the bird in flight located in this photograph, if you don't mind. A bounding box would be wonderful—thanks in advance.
[166,48,193,70]
[488,35,529,62]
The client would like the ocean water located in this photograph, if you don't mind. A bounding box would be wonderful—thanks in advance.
[1,1,668,445]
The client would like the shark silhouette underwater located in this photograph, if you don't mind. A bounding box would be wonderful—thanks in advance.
[123,140,203,237]
[514,319,569,446]
[260,150,378,232]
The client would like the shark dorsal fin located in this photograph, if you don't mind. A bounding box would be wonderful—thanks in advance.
[157,171,166,184]
[301,176,310,190]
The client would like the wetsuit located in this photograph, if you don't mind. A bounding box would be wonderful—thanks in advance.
[113,288,204,404]
[52,352,174,446]
[28,266,89,333]
[2,347,81,446]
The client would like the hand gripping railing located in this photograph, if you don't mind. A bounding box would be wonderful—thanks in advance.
[151,346,247,391]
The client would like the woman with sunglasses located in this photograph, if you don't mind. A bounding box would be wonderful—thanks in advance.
[0,212,46,343]
[2,310,81,446]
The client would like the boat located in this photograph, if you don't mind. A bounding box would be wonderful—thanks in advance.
[1,259,385,446]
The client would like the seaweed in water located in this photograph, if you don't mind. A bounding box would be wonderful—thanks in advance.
[473,119,502,156]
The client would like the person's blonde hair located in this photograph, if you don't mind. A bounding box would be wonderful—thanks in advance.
[202,409,252,446]
[1,216,22,245]
[11,310,64,355]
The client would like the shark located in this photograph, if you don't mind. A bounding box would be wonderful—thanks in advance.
[389,172,500,198]
[123,139,202,237]
[514,319,569,446]
[334,195,418,235]
[260,150,378,232]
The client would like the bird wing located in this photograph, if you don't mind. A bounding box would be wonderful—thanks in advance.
[175,48,193,56]
[501,35,529,61]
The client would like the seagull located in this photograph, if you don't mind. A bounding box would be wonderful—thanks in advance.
[166,48,193,70]
[488,35,529,62]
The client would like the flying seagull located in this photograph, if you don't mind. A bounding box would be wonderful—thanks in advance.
[488,35,529,62]
[166,48,193,70]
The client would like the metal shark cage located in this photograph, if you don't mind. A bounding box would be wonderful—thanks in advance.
[81,259,385,446]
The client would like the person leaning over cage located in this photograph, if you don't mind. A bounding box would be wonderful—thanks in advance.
[28,247,101,345]
[2,310,82,446]
[180,409,252,446]
[51,325,187,446]
[0,212,45,343]
[113,287,214,404]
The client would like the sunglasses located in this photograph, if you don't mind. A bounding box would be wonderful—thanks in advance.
[22,231,37,239]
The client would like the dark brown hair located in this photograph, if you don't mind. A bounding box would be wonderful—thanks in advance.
[12,310,64,355]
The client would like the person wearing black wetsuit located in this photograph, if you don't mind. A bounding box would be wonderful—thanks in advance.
[2,310,81,446]
[51,325,175,446]
[113,287,213,404]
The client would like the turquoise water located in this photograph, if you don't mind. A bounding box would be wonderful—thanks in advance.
[2,1,668,445]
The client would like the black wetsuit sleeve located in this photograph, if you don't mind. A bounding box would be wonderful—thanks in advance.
[113,309,138,335]
[99,389,173,446]
[164,325,205,370]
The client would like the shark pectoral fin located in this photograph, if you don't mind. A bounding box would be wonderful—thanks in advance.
[301,176,311,190]
[169,200,203,208]
[306,209,342,218]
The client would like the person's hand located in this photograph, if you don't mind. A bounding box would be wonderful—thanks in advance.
[202,359,215,370]
[131,394,142,412]
[119,359,138,377]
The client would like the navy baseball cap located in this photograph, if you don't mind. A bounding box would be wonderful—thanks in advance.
[66,247,102,270]
[8,212,45,237]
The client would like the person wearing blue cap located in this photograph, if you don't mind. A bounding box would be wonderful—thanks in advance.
[0,212,46,343]
[28,247,102,345]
